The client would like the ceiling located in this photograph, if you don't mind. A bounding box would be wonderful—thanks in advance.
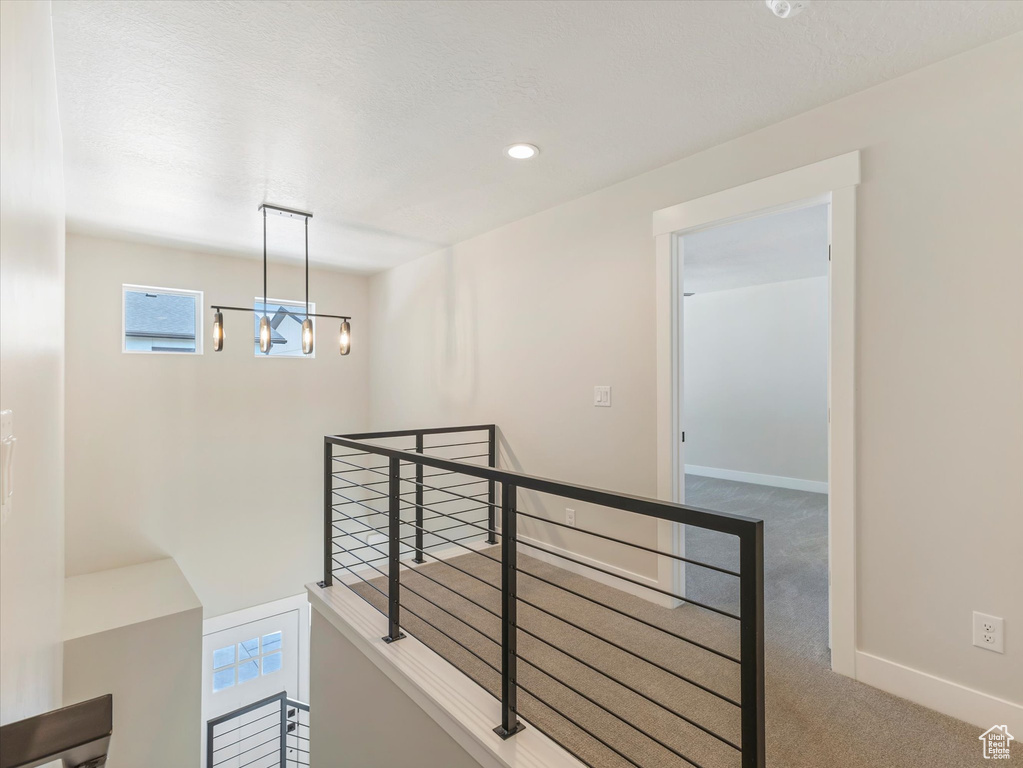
[51,1,1023,272]
[682,203,829,294]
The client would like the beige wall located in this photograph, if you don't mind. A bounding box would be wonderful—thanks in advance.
[368,33,1023,707]
[64,608,202,767]
[0,0,67,724]
[310,610,483,768]
[684,277,828,485]
[64,234,371,617]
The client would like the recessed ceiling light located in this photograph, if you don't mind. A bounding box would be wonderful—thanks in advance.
[765,0,810,18]
[505,143,539,160]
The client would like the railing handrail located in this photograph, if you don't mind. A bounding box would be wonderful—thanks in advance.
[329,430,761,537]
[206,690,309,768]
[324,424,765,768]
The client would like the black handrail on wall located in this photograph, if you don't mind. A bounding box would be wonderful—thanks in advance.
[322,425,765,768]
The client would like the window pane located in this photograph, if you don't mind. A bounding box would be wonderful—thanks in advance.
[261,632,282,654]
[213,667,235,692]
[213,645,235,669]
[238,638,259,660]
[124,289,197,353]
[238,659,259,684]
[262,652,282,676]
[253,300,313,358]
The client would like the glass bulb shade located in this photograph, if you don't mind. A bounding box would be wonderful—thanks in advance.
[339,320,351,356]
[213,311,224,352]
[301,317,314,355]
[259,315,272,354]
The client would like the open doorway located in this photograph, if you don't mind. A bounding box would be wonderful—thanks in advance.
[679,202,831,667]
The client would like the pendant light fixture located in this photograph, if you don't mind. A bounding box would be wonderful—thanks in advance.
[213,310,225,351]
[211,203,352,356]
[339,319,351,356]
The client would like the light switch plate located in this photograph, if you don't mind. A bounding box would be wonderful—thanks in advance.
[594,386,611,407]
[1,410,14,525]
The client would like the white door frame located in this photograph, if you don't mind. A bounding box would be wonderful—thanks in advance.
[653,151,860,677]
[200,593,312,763]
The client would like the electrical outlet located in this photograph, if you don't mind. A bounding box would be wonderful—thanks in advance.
[565,508,576,527]
[973,612,1004,653]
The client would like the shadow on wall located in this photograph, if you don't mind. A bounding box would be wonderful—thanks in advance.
[432,248,478,407]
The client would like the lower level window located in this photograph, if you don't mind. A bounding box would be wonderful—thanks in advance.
[212,631,283,692]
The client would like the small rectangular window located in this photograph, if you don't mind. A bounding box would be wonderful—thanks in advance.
[123,285,203,354]
[253,298,314,358]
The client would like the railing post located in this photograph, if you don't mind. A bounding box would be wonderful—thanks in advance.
[322,439,332,587]
[739,520,765,768]
[279,692,288,767]
[383,456,405,643]
[494,482,524,739]
[413,433,425,563]
[487,425,497,545]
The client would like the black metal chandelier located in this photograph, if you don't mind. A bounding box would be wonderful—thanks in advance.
[211,203,351,356]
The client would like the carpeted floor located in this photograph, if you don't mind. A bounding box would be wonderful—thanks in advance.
[349,477,991,767]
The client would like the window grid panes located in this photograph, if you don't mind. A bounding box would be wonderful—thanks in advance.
[212,631,284,692]
[253,298,314,358]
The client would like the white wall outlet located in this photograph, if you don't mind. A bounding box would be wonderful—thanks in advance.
[973,611,1004,653]
[594,386,611,407]
[565,508,576,527]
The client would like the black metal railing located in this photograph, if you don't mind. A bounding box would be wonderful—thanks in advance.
[206,691,309,768]
[322,425,765,768]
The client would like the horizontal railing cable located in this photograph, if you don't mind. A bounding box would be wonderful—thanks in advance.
[515,680,645,768]
[399,504,499,540]
[214,733,280,765]
[515,565,740,664]
[516,595,741,708]
[517,538,740,621]
[211,722,280,755]
[210,709,279,740]
[515,508,741,578]
[516,654,712,768]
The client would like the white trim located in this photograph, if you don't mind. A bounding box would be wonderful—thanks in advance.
[517,534,673,609]
[652,151,859,236]
[653,151,860,678]
[685,464,828,495]
[122,283,204,355]
[856,651,1023,734]
[308,582,586,768]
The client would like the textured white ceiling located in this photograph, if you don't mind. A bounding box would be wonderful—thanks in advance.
[51,1,1023,272]
[682,203,829,294]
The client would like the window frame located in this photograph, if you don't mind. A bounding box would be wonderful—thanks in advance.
[252,296,316,359]
[211,631,284,693]
[121,283,204,356]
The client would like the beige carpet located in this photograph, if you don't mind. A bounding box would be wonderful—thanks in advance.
[351,546,991,768]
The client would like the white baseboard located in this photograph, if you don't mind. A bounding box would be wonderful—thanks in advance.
[856,650,1023,734]
[685,464,828,494]
[517,534,673,609]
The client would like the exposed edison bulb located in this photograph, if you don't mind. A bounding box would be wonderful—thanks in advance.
[259,315,272,354]
[339,320,351,356]
[213,311,225,352]
[301,317,314,355]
